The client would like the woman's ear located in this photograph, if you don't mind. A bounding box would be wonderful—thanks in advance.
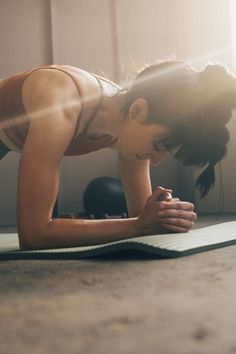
[128,98,149,123]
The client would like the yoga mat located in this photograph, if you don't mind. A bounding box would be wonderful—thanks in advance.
[0,221,236,260]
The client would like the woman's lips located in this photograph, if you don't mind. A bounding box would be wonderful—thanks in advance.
[125,154,149,160]
[136,154,149,160]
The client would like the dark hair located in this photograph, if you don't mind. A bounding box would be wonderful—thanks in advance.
[121,60,236,197]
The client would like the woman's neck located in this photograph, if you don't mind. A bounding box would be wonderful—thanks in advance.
[86,91,126,140]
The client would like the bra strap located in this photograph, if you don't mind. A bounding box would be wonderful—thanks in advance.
[73,72,104,139]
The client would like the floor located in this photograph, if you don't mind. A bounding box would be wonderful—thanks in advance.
[0,214,236,354]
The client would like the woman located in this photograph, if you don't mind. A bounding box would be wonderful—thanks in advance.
[0,60,234,250]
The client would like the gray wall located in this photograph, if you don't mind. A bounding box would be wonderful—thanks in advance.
[0,0,52,225]
[0,0,234,225]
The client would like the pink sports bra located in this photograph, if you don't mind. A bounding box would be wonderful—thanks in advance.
[0,65,119,157]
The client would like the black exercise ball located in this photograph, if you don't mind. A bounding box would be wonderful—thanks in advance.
[83,176,128,217]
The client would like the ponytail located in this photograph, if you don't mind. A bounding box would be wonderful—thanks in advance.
[195,163,215,198]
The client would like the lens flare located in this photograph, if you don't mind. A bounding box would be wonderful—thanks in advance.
[0,45,233,134]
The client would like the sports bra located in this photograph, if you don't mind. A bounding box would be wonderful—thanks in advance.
[0,65,119,157]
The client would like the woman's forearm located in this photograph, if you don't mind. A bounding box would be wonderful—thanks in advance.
[20,216,140,250]
[118,153,152,217]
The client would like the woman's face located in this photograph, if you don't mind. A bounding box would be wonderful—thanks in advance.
[118,99,170,166]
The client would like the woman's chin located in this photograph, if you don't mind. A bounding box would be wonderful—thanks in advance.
[122,153,137,160]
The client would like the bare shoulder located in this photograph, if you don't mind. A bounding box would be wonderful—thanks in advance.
[21,68,81,160]
[21,67,82,141]
[22,67,81,112]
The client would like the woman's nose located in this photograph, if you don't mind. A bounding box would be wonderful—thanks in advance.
[150,151,168,166]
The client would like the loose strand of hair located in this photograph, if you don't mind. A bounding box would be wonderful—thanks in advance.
[215,161,224,220]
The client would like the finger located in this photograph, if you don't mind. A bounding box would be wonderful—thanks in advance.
[159,197,180,203]
[162,223,189,233]
[155,186,172,193]
[157,209,197,221]
[161,192,172,201]
[159,218,195,230]
[157,201,195,211]
[148,187,172,203]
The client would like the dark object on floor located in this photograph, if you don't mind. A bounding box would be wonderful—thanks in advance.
[58,212,128,219]
[52,199,58,218]
[83,176,128,217]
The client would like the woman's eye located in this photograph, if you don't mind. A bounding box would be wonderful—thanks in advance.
[153,141,166,151]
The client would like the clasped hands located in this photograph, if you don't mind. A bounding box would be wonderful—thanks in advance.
[137,186,197,235]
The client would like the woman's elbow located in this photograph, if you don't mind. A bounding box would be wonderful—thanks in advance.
[18,224,49,251]
[18,232,44,250]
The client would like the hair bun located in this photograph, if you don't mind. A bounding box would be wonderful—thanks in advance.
[200,63,229,81]
[198,63,235,126]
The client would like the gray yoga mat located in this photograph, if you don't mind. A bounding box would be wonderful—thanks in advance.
[0,221,236,260]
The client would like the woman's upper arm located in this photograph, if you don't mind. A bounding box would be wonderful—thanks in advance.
[118,152,152,217]
[17,72,80,248]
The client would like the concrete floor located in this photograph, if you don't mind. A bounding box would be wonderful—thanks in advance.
[0,214,236,354]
